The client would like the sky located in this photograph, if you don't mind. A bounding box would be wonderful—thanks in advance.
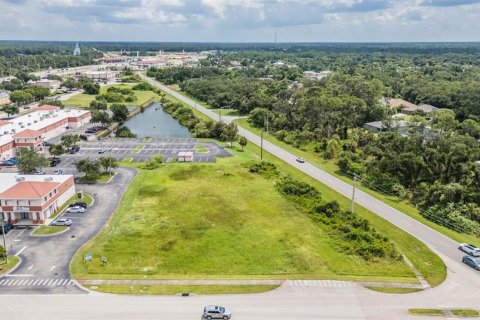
[1,0,480,42]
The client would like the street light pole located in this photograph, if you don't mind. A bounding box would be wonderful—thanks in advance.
[1,220,8,263]
[261,131,264,161]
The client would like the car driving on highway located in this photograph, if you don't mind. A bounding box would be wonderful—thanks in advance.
[202,305,232,320]
[459,243,480,257]
[296,157,305,163]
[462,256,480,270]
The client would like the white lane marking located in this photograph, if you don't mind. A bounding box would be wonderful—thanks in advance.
[61,279,69,285]
[27,265,34,270]
[50,265,56,271]
[17,229,27,237]
[32,279,39,286]
[15,246,27,256]
[0,279,7,285]
[46,279,54,286]
[11,279,19,285]
[51,279,59,286]
[26,279,34,285]
[5,274,34,277]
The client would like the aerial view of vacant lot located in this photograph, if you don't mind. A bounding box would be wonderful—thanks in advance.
[72,147,444,285]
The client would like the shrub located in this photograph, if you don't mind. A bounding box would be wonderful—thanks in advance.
[115,126,137,138]
[144,154,164,170]
[248,161,279,178]
[276,177,320,199]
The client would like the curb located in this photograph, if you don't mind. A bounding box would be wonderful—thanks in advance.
[29,226,71,238]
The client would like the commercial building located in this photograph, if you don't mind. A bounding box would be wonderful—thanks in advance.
[177,151,194,162]
[303,71,333,81]
[82,70,119,81]
[0,174,75,225]
[0,105,91,161]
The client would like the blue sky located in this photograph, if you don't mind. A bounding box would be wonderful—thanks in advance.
[1,0,479,42]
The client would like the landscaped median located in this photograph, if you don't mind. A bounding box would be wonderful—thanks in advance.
[131,145,145,154]
[409,309,479,317]
[0,256,20,276]
[32,225,68,236]
[71,142,446,293]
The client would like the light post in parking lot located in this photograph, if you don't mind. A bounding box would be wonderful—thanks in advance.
[1,220,8,263]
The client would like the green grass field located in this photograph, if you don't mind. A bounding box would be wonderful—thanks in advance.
[63,84,158,108]
[194,145,209,154]
[89,284,279,295]
[71,144,445,286]
[235,118,480,246]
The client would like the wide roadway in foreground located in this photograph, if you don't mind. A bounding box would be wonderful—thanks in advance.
[140,74,480,298]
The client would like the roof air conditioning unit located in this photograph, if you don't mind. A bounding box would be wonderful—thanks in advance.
[34,120,37,123]
[44,177,53,181]
[16,177,25,182]
[20,125,24,128]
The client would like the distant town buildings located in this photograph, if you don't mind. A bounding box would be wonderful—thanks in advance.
[82,70,119,81]
[303,71,333,81]
[0,91,10,106]
[27,79,61,92]
[0,173,76,225]
[0,105,91,161]
[73,42,81,56]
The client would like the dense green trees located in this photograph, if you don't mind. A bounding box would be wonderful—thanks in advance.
[17,148,48,174]
[111,104,129,123]
[1,104,19,118]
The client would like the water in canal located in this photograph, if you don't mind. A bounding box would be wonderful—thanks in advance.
[123,102,191,138]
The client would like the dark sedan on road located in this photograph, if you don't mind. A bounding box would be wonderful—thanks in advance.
[0,223,13,234]
[462,256,480,270]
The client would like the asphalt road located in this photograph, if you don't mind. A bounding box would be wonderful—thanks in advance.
[141,75,480,290]
[0,167,137,294]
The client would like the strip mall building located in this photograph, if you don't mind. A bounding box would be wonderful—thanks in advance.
[0,105,91,161]
[0,174,75,225]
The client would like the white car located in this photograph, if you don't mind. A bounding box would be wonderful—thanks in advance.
[459,243,480,257]
[54,169,63,175]
[34,170,46,175]
[98,148,107,154]
[53,218,72,226]
[296,157,306,163]
[66,206,85,213]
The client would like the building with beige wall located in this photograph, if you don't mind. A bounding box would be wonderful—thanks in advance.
[0,174,75,225]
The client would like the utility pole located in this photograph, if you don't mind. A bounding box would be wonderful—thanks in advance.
[351,175,358,214]
[266,113,269,134]
[261,131,264,160]
[219,109,222,123]
[1,220,8,263]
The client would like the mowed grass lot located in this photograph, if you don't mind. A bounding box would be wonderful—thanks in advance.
[72,148,436,283]
[90,284,279,295]
[63,83,158,108]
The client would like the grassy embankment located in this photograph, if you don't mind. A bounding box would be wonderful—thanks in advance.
[63,83,158,109]
[235,118,480,246]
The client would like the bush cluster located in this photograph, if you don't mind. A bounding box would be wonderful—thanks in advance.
[248,161,279,178]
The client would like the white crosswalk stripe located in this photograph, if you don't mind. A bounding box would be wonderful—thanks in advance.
[0,278,76,287]
[286,280,357,287]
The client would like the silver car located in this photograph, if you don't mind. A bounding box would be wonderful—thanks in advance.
[459,243,480,257]
[53,218,72,226]
[66,206,85,213]
[203,305,232,320]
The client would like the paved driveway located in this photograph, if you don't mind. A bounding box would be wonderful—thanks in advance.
[0,167,137,294]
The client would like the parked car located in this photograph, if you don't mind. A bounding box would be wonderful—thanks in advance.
[69,202,87,209]
[0,223,13,234]
[50,158,62,167]
[66,206,85,213]
[53,218,72,226]
[1,161,15,167]
[85,128,96,134]
[98,148,107,154]
[43,141,53,147]
[7,157,17,164]
[203,305,232,320]
[54,169,63,175]
[70,146,80,154]
[462,255,480,270]
[459,243,480,257]
[296,157,306,163]
[34,170,46,175]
